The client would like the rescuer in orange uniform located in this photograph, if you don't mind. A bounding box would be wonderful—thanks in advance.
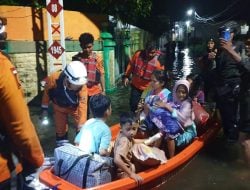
[0,51,44,189]
[41,61,88,146]
[123,41,164,112]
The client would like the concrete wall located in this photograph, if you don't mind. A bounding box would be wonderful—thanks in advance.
[0,5,108,103]
[7,40,103,103]
[0,6,108,40]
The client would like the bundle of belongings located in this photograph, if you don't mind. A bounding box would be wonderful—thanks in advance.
[53,143,114,188]
[143,95,184,139]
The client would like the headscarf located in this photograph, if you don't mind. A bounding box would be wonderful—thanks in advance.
[172,79,190,105]
[172,79,194,127]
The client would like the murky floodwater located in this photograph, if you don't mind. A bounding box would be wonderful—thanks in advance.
[159,136,250,190]
[29,48,250,189]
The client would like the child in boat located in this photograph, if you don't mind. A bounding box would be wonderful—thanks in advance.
[186,73,205,105]
[113,112,144,185]
[155,79,197,158]
[74,94,112,156]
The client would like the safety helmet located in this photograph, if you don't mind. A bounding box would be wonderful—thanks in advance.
[64,61,87,85]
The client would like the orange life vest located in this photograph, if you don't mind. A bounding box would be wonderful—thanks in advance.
[80,53,99,87]
[133,53,158,81]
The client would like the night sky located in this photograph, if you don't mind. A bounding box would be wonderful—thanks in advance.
[153,0,250,22]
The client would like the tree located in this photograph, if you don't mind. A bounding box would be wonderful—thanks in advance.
[1,0,170,36]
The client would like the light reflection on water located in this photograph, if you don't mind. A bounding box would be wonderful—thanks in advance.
[172,48,194,80]
[31,47,250,188]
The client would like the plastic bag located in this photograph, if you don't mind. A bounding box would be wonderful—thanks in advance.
[192,101,209,127]
[132,143,167,166]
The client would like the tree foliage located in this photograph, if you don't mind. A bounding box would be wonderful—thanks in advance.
[86,0,152,23]
[84,0,170,36]
[0,0,152,25]
[0,0,170,35]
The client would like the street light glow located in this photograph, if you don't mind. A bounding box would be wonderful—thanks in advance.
[187,9,193,16]
[186,20,191,27]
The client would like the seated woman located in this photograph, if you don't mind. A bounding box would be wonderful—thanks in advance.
[145,94,183,139]
[137,70,172,137]
[155,79,197,158]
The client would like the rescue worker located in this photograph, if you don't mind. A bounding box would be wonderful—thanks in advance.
[123,41,164,112]
[0,51,44,189]
[41,61,88,146]
[72,33,105,118]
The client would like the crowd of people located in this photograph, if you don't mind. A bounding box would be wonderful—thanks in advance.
[1,19,250,189]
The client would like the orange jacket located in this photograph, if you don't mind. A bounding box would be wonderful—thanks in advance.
[41,71,88,125]
[0,52,44,182]
[125,51,164,91]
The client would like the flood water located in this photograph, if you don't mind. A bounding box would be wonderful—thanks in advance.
[30,48,250,189]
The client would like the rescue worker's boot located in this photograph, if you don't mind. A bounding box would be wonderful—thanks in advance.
[56,133,69,147]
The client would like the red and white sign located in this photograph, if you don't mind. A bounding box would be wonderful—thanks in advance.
[48,41,65,59]
[46,0,63,17]
[52,23,60,35]
[46,0,66,73]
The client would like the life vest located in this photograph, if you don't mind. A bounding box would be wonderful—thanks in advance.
[79,52,101,87]
[49,73,79,108]
[133,53,158,81]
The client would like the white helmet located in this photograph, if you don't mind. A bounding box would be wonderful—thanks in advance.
[64,61,87,85]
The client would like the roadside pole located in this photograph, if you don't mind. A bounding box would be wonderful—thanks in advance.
[46,0,66,74]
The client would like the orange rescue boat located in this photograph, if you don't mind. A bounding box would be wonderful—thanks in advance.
[39,118,220,190]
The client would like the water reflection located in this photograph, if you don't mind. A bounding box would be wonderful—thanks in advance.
[171,48,198,80]
[164,46,197,95]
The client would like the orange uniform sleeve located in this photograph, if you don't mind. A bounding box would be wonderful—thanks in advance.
[155,59,164,70]
[124,51,140,77]
[76,85,88,129]
[96,54,104,74]
[0,53,44,170]
[96,54,105,92]
[41,71,60,108]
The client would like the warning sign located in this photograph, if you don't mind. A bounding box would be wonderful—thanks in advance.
[46,0,63,17]
[48,41,65,59]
